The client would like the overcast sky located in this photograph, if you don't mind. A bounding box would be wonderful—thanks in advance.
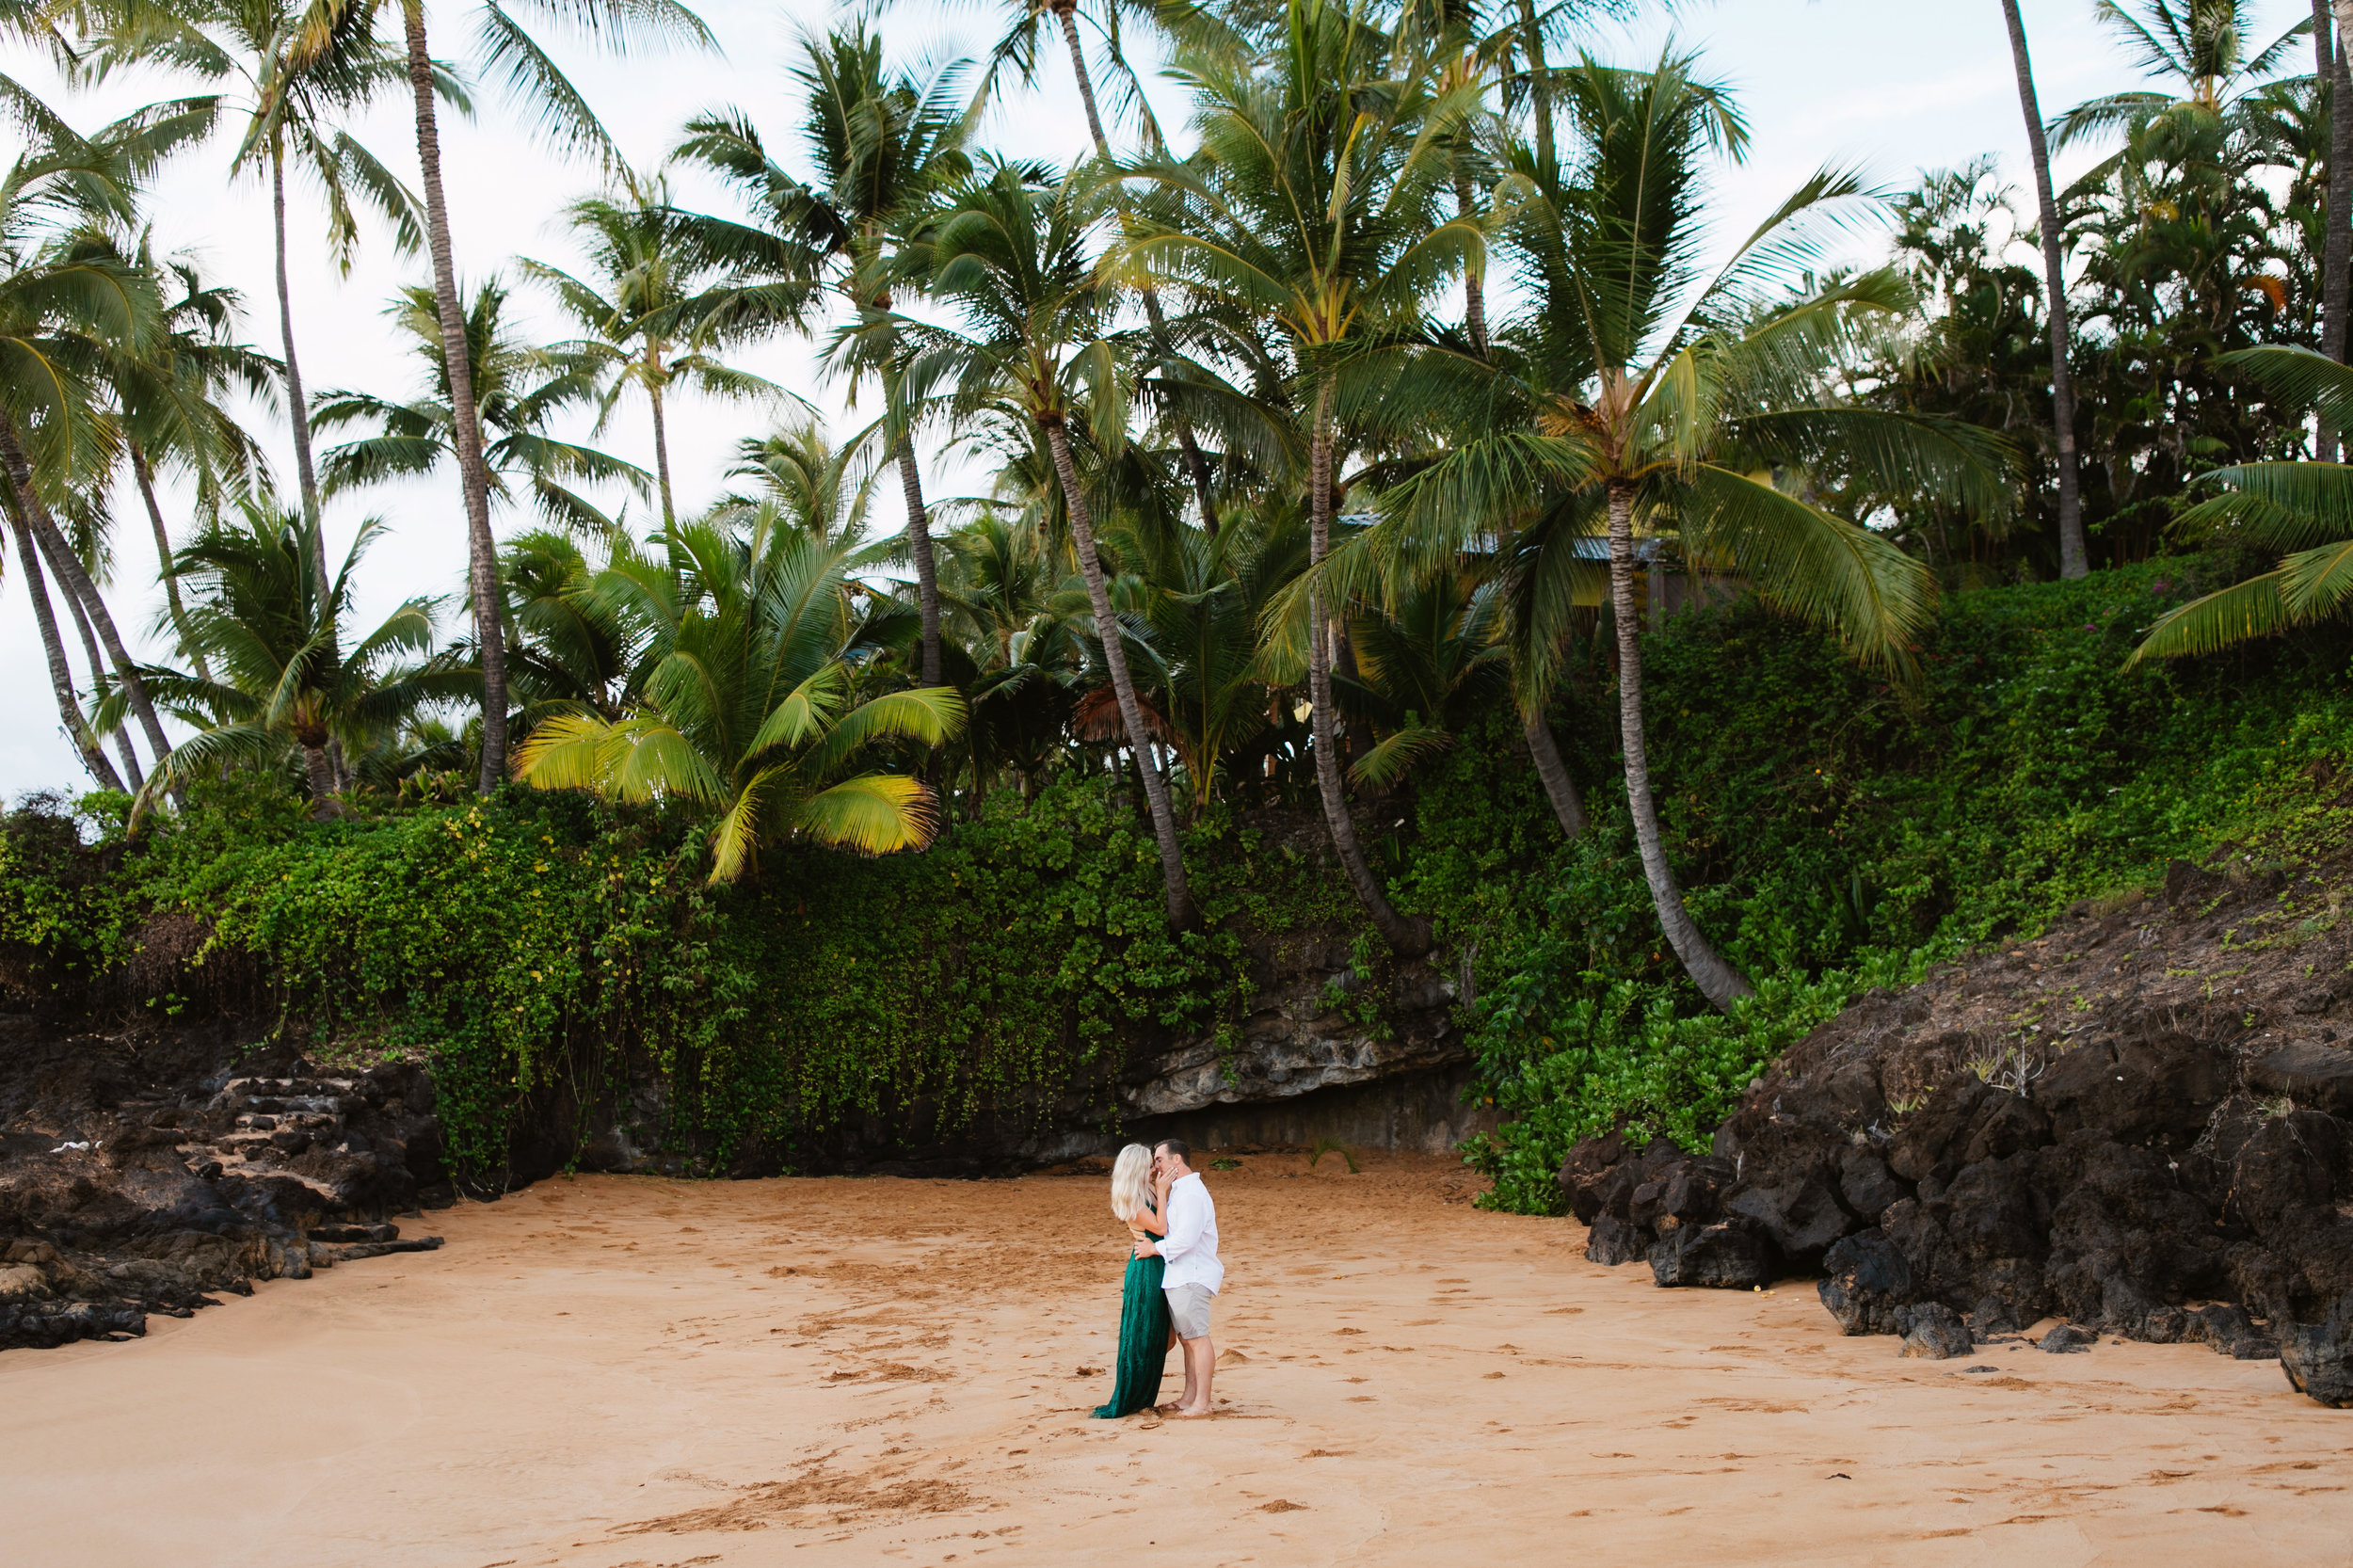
[0,0,2317,799]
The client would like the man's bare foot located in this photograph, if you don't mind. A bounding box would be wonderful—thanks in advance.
[1170,1404,1213,1418]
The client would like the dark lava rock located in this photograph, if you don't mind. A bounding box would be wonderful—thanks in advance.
[2249,1042,2353,1116]
[2039,1322,2098,1353]
[1897,1302,1973,1359]
[1665,864,2353,1379]
[1836,1147,1907,1226]
[2225,1112,2348,1233]
[1558,1136,1714,1228]
[2276,1208,2353,1305]
[0,1015,455,1352]
[2037,1033,2227,1148]
[2041,1138,2228,1329]
[1627,1154,1736,1232]
[1557,1130,1636,1224]
[1649,1219,1772,1289]
[2183,1303,2277,1361]
[1817,1229,1912,1336]
[310,1223,398,1244]
[1724,1165,1851,1265]
[2281,1288,2353,1407]
[1583,1215,1649,1267]
[1887,1076,1993,1185]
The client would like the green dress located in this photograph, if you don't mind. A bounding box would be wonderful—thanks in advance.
[1092,1221,1172,1418]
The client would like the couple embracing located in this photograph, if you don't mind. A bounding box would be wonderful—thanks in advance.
[1092,1138,1221,1420]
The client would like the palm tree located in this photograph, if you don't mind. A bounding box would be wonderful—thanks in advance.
[2132,343,2353,656]
[104,247,277,686]
[72,0,433,601]
[903,162,1195,927]
[390,0,715,793]
[675,23,974,690]
[109,503,459,821]
[0,94,205,786]
[718,418,874,547]
[513,514,966,880]
[499,525,634,726]
[976,0,1225,527]
[1127,0,1485,954]
[2312,1,2351,435]
[1360,53,2000,1009]
[2054,0,2311,148]
[523,169,787,528]
[3,483,124,790]
[1115,503,1308,808]
[312,279,649,532]
[1997,0,2089,574]
[1341,561,1510,789]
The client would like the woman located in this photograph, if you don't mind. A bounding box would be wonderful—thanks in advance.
[1091,1143,1174,1418]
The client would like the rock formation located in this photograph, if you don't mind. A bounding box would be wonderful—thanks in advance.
[0,1017,445,1351]
[1559,856,2353,1407]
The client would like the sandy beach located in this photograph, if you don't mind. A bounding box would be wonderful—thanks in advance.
[3,1154,2346,1566]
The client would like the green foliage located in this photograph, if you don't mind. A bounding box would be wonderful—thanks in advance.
[0,773,1358,1177]
[10,558,2350,1211]
[1305,1136,1357,1174]
[1424,558,2353,1212]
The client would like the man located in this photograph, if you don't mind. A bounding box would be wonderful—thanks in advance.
[1135,1138,1221,1418]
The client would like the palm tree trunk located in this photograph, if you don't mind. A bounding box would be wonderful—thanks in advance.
[5,501,126,792]
[133,445,211,682]
[2326,0,2353,458]
[0,413,176,770]
[1458,176,1488,358]
[273,144,333,604]
[300,743,341,820]
[1041,416,1193,929]
[1053,2,1221,533]
[62,584,147,792]
[1307,385,1428,957]
[648,374,677,526]
[1054,2,1111,152]
[1606,481,1750,1010]
[894,438,943,688]
[1518,0,1554,180]
[1141,291,1221,535]
[1998,0,2088,578]
[1521,702,1585,838]
[402,0,511,793]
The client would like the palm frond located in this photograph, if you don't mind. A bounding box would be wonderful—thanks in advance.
[791,773,937,854]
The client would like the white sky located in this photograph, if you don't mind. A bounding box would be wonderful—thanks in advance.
[0,0,2317,798]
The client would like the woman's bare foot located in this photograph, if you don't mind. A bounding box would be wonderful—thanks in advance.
[1169,1404,1213,1419]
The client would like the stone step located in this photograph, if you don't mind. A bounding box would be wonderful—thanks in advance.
[210,1078,354,1113]
[231,1111,341,1132]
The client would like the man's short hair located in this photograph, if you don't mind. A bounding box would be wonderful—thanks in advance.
[1154,1137,1192,1166]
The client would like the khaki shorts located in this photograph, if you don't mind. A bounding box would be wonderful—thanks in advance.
[1164,1282,1215,1340]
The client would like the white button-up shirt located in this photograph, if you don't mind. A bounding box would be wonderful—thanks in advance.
[1158,1172,1223,1294]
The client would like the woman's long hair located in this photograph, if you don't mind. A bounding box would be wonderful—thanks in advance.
[1109,1144,1152,1224]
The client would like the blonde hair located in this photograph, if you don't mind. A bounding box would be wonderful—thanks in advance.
[1109,1144,1153,1224]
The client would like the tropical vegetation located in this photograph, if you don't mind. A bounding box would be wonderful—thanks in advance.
[6,0,2353,1200]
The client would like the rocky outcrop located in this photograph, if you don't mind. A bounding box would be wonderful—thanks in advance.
[1560,857,2353,1406]
[2281,1288,2353,1406]
[0,1017,446,1352]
